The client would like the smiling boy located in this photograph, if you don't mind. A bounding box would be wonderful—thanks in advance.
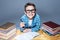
[20,3,41,32]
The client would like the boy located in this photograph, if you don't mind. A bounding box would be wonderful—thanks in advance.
[20,3,41,32]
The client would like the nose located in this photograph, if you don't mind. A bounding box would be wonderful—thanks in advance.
[29,11,32,14]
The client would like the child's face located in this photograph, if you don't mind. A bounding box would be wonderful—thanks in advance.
[25,6,36,19]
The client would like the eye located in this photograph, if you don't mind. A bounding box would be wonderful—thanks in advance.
[26,9,35,13]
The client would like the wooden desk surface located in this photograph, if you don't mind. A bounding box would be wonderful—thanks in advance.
[13,30,60,40]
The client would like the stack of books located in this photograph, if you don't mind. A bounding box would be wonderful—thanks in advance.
[42,21,60,35]
[0,22,16,40]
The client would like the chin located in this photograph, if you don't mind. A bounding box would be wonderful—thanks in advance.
[29,17,33,19]
[28,16,34,19]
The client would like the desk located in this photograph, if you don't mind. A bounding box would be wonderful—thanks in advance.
[13,30,60,40]
[33,30,60,40]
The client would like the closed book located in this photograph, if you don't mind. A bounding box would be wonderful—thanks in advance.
[43,21,60,28]
[0,24,16,32]
[0,25,16,34]
[0,32,16,40]
[0,28,16,37]
[42,26,57,34]
[42,21,60,35]
[0,29,16,39]
[42,25,55,32]
[0,22,15,30]
[43,24,53,30]
[0,32,16,39]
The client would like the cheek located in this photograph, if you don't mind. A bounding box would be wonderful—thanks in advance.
[32,13,35,16]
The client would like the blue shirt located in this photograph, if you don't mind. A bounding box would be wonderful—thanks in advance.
[17,13,41,32]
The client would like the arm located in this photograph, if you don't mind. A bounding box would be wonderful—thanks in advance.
[32,17,41,32]
[16,21,24,32]
[19,19,25,32]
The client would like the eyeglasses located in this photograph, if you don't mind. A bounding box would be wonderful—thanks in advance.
[25,9,36,13]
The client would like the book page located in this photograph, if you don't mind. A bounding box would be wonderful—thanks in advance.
[15,32,39,40]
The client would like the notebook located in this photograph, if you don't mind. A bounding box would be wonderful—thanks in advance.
[15,32,39,40]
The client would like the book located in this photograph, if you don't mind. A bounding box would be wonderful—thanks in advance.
[0,25,16,31]
[0,29,16,39]
[0,22,16,40]
[0,32,16,40]
[42,26,58,34]
[0,26,16,34]
[43,21,60,28]
[0,22,15,30]
[0,28,16,37]
[42,21,60,35]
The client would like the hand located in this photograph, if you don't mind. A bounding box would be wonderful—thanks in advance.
[20,22,25,28]
[23,29,31,33]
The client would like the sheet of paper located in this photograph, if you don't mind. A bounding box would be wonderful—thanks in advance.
[15,32,39,40]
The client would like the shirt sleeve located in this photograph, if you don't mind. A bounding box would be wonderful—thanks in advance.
[31,16,41,32]
[16,16,25,32]
[19,18,25,32]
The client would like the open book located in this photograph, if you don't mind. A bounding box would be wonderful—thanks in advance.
[15,32,39,40]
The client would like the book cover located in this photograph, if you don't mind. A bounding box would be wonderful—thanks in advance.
[0,22,15,30]
[43,21,60,28]
[0,26,16,34]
